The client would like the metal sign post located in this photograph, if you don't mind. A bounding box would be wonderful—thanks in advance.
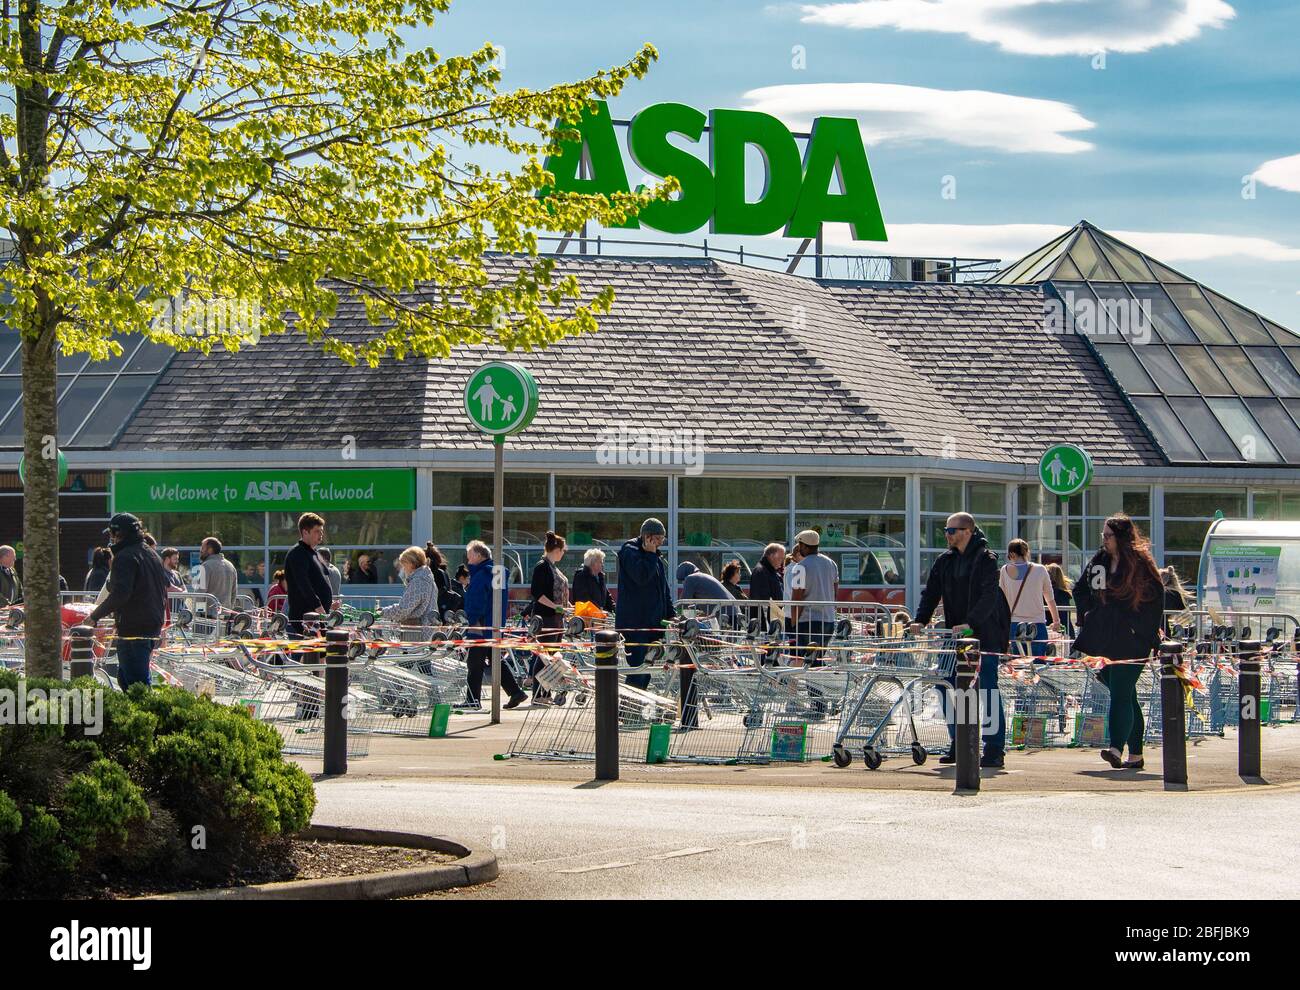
[491,436,504,724]
[464,361,540,725]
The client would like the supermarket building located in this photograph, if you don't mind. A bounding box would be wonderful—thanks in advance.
[4,221,1300,609]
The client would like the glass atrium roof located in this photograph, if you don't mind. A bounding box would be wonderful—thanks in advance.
[993,222,1300,467]
[0,330,175,449]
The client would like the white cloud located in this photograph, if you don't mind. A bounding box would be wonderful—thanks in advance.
[795,0,1235,57]
[740,83,1095,154]
[817,222,1300,263]
[1254,154,1300,194]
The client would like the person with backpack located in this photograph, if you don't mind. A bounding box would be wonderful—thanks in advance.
[999,539,1061,662]
[911,512,1011,768]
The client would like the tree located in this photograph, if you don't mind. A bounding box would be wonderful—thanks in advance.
[2,0,667,676]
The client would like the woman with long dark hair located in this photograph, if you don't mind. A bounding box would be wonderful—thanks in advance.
[1073,514,1164,771]
[527,532,570,703]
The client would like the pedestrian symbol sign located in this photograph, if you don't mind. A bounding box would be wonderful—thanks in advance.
[463,362,539,437]
[1038,443,1092,497]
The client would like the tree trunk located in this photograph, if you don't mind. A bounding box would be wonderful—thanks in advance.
[21,320,62,679]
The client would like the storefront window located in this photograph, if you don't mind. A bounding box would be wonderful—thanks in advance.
[1251,488,1300,520]
[1164,488,1247,585]
[430,472,549,507]
[920,479,1006,582]
[678,512,788,549]
[555,475,668,509]
[138,511,265,548]
[795,476,904,511]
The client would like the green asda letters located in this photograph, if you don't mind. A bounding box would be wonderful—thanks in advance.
[543,100,886,240]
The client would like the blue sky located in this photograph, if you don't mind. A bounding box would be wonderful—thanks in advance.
[425,0,1300,326]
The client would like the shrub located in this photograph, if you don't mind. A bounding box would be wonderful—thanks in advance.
[0,670,316,895]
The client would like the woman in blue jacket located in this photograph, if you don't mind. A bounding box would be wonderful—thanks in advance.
[463,540,526,709]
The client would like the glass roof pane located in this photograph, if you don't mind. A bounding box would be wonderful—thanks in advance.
[55,374,115,445]
[1204,289,1272,345]
[87,334,145,374]
[124,338,174,374]
[1051,281,1103,337]
[0,389,22,444]
[1096,234,1154,281]
[1205,397,1281,463]
[57,350,88,374]
[68,376,154,447]
[0,331,19,371]
[1170,345,1233,394]
[1051,256,1084,280]
[1210,347,1271,396]
[1133,344,1196,394]
[1088,283,1137,342]
[1168,397,1244,461]
[1166,283,1234,344]
[1022,232,1077,282]
[1094,344,1157,393]
[1265,317,1300,346]
[1244,347,1300,398]
[1131,396,1204,461]
[1244,398,1300,462]
[1146,257,1190,283]
[997,231,1072,283]
[1128,283,1197,344]
[1069,232,1120,281]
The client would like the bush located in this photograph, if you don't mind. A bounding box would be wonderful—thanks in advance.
[0,669,316,895]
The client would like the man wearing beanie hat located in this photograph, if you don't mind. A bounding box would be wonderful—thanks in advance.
[87,512,169,689]
[615,518,673,690]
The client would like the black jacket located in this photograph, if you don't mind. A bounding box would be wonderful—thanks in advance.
[614,538,673,633]
[723,580,747,600]
[914,528,1009,653]
[432,566,455,617]
[0,566,20,606]
[87,533,168,638]
[748,559,784,601]
[84,564,110,594]
[571,565,614,611]
[285,541,334,626]
[1072,551,1164,660]
[529,558,563,619]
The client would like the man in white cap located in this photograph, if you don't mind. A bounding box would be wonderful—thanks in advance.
[788,529,839,669]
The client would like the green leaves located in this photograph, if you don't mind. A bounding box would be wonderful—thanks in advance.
[3,0,662,362]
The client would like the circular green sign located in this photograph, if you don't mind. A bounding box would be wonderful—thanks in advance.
[1038,443,1093,497]
[463,362,539,437]
[18,449,69,487]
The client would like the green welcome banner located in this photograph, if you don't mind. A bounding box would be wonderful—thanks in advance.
[113,469,415,513]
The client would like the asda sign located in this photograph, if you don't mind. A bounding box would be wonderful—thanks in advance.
[113,469,415,513]
[543,100,887,240]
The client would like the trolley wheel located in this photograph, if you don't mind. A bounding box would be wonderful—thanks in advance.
[910,742,928,766]
[553,692,568,708]
[863,746,883,770]
[742,710,762,729]
[574,692,588,707]
[831,745,853,768]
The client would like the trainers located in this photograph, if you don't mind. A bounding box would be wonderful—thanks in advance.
[503,692,527,710]
[1100,747,1123,769]
[1122,757,1145,770]
[938,752,957,765]
[979,754,1005,769]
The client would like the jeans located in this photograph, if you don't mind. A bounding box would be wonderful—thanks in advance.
[624,630,663,691]
[939,653,1006,758]
[1026,621,1049,660]
[1099,663,1144,756]
[116,637,156,690]
[794,620,833,667]
[466,645,522,704]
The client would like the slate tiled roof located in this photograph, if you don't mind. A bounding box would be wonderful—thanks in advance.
[115,253,1163,466]
[822,280,1166,466]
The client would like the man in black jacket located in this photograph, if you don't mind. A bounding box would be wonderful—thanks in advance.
[0,545,21,605]
[284,512,335,636]
[911,513,1011,768]
[87,513,169,690]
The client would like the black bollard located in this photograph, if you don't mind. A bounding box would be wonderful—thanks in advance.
[594,630,621,781]
[1237,639,1262,779]
[1158,641,1187,788]
[953,638,981,794]
[69,624,95,680]
[323,628,350,776]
